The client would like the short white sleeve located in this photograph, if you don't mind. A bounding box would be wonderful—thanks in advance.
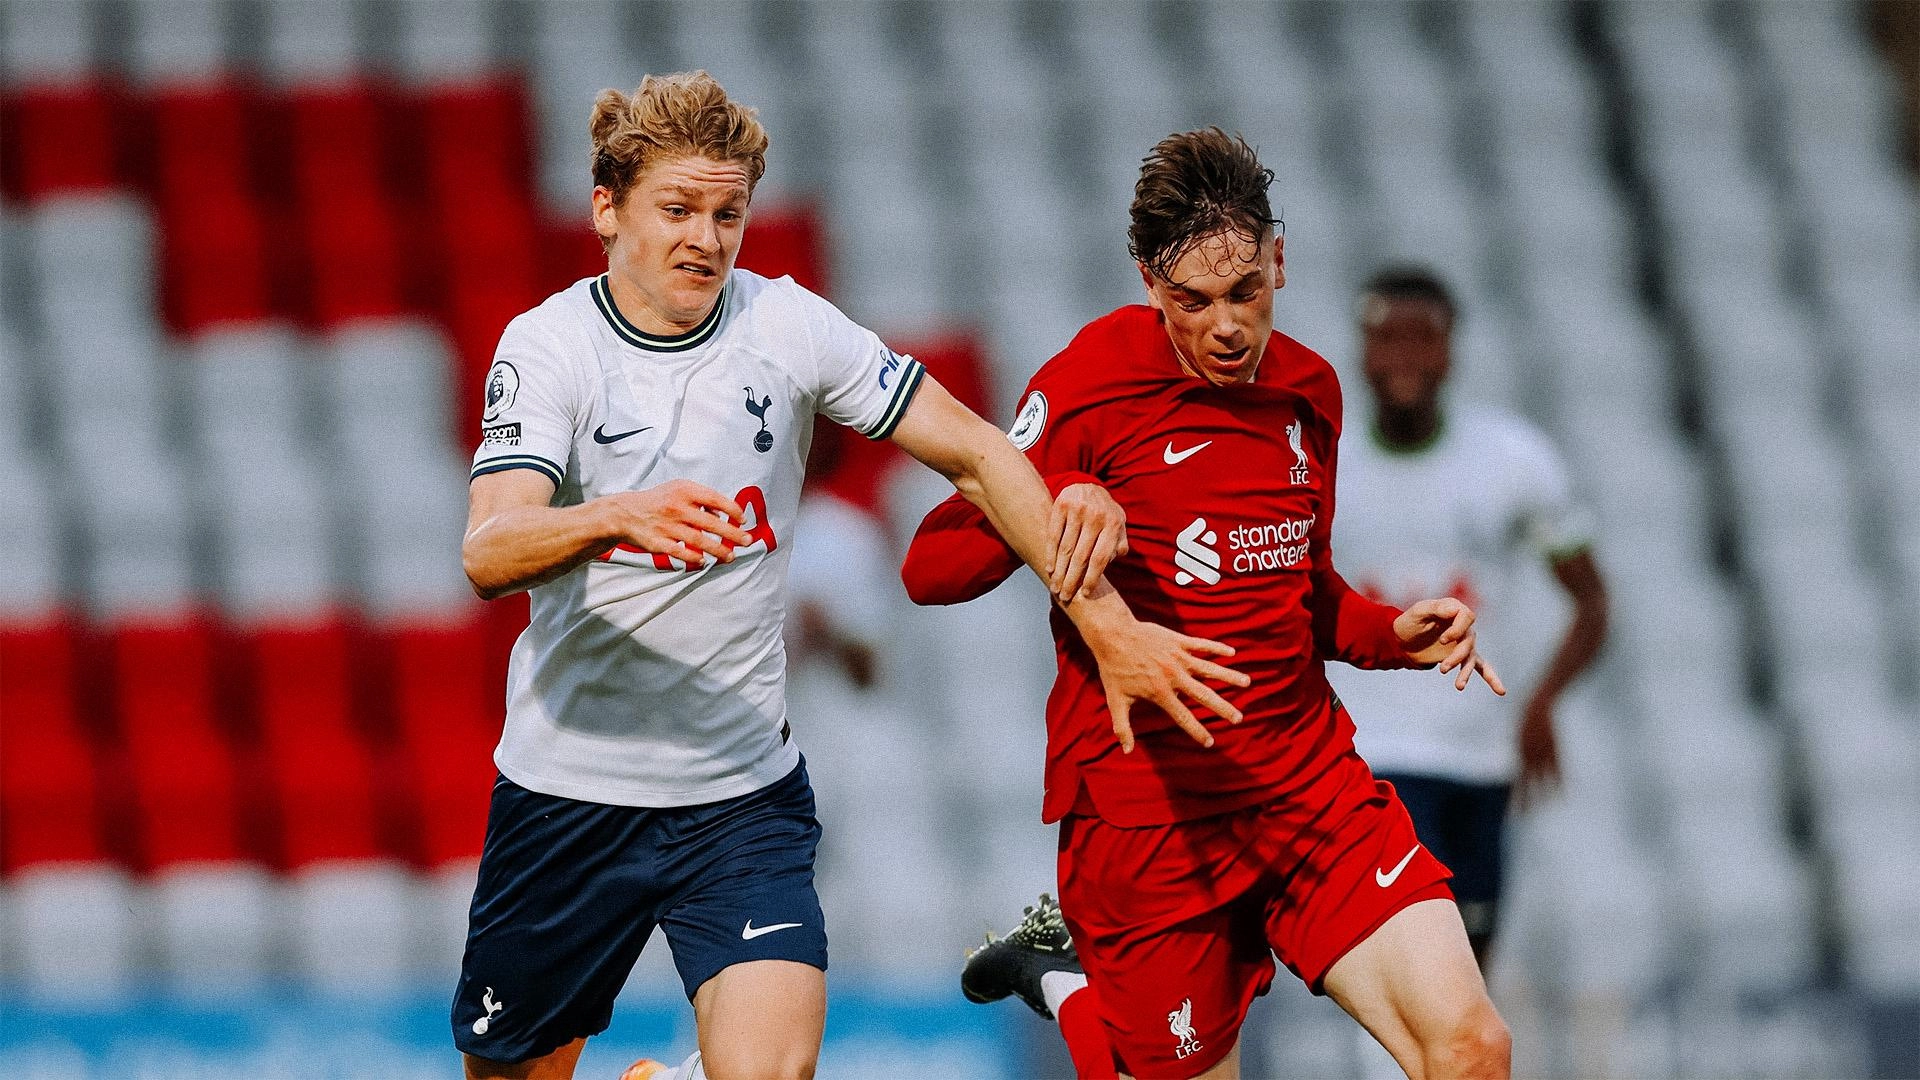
[798,287,926,440]
[469,315,578,489]
[1506,421,1593,560]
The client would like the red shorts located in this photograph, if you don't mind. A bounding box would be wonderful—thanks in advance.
[1056,750,1452,1078]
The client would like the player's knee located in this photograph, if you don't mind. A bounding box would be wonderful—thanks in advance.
[1425,1000,1510,1080]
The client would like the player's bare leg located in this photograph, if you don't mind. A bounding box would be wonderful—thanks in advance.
[691,958,825,1080]
[1322,899,1510,1080]
[464,1037,586,1079]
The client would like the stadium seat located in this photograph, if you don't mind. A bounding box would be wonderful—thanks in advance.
[0,83,120,201]
[529,0,633,209]
[283,84,390,202]
[416,79,532,202]
[393,0,499,84]
[158,191,278,331]
[246,618,387,868]
[301,192,409,326]
[108,617,251,869]
[26,193,159,329]
[149,863,275,992]
[126,0,227,86]
[3,864,139,1001]
[0,447,64,619]
[145,82,254,203]
[262,0,362,85]
[68,446,199,618]
[388,618,498,866]
[0,620,105,871]
[286,862,419,990]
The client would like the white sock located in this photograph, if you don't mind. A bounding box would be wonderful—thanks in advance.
[1040,970,1089,1018]
[665,1050,705,1080]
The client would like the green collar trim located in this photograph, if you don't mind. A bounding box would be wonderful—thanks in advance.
[592,274,727,352]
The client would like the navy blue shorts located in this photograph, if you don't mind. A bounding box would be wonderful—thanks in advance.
[1376,773,1511,941]
[451,759,828,1064]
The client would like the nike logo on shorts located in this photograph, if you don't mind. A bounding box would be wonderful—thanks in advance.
[1163,440,1212,465]
[593,423,652,444]
[742,920,803,940]
[1375,844,1421,888]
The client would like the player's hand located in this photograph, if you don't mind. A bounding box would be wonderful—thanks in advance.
[596,480,754,565]
[1047,483,1128,603]
[1085,617,1250,753]
[1514,696,1561,810]
[1393,597,1506,695]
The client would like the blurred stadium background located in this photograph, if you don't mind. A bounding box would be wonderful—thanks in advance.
[0,1,1915,1077]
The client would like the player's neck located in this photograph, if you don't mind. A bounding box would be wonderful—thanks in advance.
[1372,406,1445,454]
[604,268,722,340]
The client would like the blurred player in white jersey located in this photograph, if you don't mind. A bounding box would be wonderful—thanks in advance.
[1330,267,1610,973]
[453,72,1236,1080]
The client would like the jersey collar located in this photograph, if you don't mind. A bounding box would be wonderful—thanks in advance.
[592,274,728,352]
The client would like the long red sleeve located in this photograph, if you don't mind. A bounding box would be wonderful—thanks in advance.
[901,471,1100,605]
[1304,435,1414,669]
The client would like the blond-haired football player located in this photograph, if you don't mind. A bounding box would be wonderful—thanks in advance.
[453,72,1243,1080]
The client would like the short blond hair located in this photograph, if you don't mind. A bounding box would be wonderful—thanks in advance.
[590,71,769,205]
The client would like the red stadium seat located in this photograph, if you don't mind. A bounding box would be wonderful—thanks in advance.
[145,82,255,204]
[0,82,121,201]
[388,618,499,866]
[282,83,391,203]
[246,618,387,868]
[737,203,829,296]
[159,192,278,331]
[417,79,531,202]
[302,193,408,326]
[445,283,539,432]
[0,620,107,871]
[543,217,607,293]
[108,617,249,870]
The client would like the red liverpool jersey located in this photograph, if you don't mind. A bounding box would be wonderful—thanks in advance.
[902,305,1416,826]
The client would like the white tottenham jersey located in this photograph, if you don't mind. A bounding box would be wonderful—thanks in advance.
[469,270,925,806]
[1328,407,1592,784]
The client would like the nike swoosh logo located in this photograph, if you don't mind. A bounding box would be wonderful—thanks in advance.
[741,920,803,940]
[1163,440,1212,465]
[593,424,652,444]
[1376,844,1422,888]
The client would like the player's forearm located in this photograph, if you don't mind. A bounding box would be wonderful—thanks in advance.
[946,433,1076,590]
[1531,591,1610,707]
[463,501,619,599]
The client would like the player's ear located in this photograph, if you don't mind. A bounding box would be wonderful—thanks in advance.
[591,186,620,245]
[1137,262,1162,312]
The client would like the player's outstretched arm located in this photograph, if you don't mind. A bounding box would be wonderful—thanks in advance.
[902,477,1124,606]
[890,378,1247,750]
[889,376,1122,603]
[1393,597,1507,696]
[463,470,753,599]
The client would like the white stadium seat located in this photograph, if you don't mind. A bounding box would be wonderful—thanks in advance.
[261,0,361,85]
[286,861,421,992]
[391,0,497,83]
[0,0,94,84]
[150,863,276,994]
[2,864,139,1002]
[126,0,227,86]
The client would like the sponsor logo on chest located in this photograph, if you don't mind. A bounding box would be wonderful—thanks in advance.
[1169,513,1315,586]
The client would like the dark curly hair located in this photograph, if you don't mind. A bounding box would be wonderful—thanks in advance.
[1127,128,1279,280]
[1359,266,1457,325]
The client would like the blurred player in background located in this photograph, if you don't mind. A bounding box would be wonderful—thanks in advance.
[1334,267,1610,969]
[906,130,1512,1080]
[455,72,1226,1080]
